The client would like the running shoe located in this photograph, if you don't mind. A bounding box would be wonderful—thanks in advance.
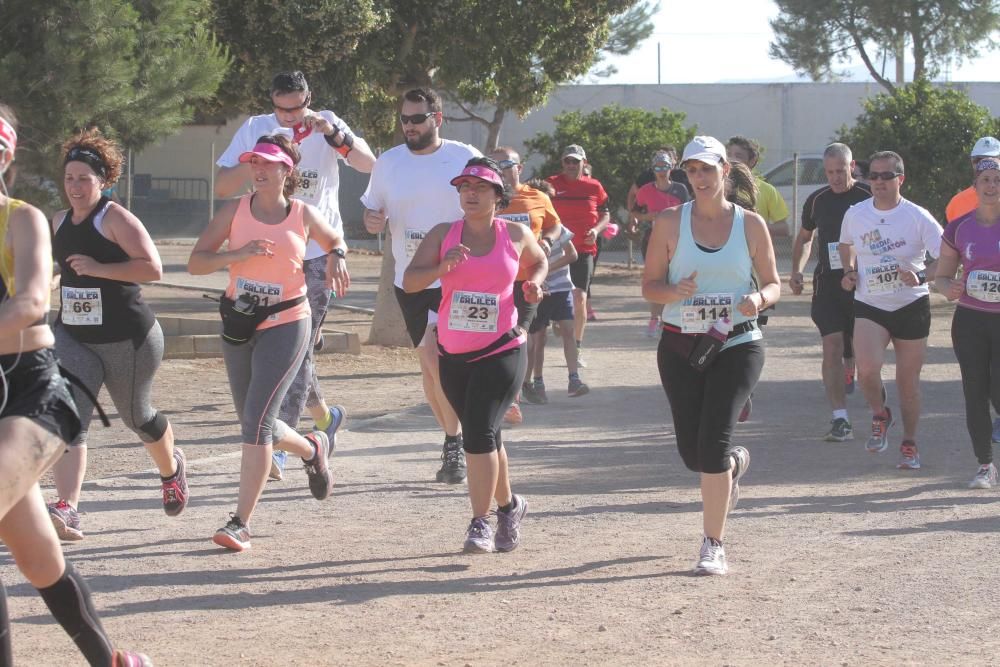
[587,306,597,322]
[576,352,588,369]
[269,449,286,481]
[47,499,83,541]
[866,407,893,454]
[303,431,333,499]
[436,437,467,484]
[845,367,856,395]
[161,448,188,517]
[729,446,750,511]
[463,517,495,554]
[824,418,854,442]
[693,536,728,576]
[737,395,753,423]
[646,317,659,338]
[526,378,548,405]
[568,377,590,397]
[969,462,998,489]
[992,418,1000,445]
[113,650,153,667]
[520,382,542,405]
[322,405,347,454]
[494,495,528,552]
[897,440,921,470]
[212,513,250,552]
[503,402,523,425]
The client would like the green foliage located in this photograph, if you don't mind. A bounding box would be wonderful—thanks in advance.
[770,1,1000,91]
[836,79,999,219]
[524,104,695,215]
[0,0,228,196]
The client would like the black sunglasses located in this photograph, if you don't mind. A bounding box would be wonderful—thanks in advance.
[868,171,902,181]
[498,159,519,170]
[272,92,311,113]
[400,112,436,125]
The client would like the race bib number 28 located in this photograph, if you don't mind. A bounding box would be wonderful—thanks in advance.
[61,287,103,326]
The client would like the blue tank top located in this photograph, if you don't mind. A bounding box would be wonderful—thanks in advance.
[663,201,761,349]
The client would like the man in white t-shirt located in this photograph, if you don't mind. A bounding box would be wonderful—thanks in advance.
[838,150,942,470]
[216,70,376,479]
[361,87,481,484]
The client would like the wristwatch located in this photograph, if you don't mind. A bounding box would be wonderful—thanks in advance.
[331,247,347,259]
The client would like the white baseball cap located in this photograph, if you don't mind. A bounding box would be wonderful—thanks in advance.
[971,136,1000,158]
[681,136,726,166]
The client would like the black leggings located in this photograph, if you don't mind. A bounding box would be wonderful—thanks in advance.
[439,345,527,454]
[657,331,764,473]
[951,306,1000,465]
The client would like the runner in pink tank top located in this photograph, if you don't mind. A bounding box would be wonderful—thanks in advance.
[189,133,349,552]
[403,157,547,554]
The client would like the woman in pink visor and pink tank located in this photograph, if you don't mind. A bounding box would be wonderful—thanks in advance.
[189,134,349,551]
[404,157,547,553]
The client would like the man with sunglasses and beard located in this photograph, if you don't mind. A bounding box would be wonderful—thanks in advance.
[215,70,375,480]
[362,87,482,484]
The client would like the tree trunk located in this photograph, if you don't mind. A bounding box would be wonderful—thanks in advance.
[366,228,413,347]
[484,107,507,152]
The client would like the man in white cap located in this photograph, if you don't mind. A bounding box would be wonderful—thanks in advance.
[946,136,1000,225]
[546,144,610,367]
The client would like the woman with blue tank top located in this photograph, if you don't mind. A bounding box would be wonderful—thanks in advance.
[642,136,781,576]
[404,157,547,554]
[936,158,1000,489]
[48,129,186,543]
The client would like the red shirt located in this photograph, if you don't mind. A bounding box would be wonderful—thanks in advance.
[546,174,609,255]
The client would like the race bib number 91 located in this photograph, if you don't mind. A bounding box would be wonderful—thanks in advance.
[864,263,901,293]
[235,277,284,320]
[680,293,733,334]
[966,269,1000,303]
[61,287,102,326]
[449,290,499,333]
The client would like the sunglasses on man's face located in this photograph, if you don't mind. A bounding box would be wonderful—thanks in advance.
[868,171,902,181]
[562,157,581,165]
[652,165,672,172]
[400,112,436,125]
[272,94,311,113]
[498,160,519,170]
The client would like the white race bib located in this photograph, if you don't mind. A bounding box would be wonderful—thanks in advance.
[827,242,843,270]
[966,269,1000,302]
[498,212,531,230]
[449,290,499,333]
[864,263,901,293]
[297,168,320,202]
[680,293,733,334]
[235,277,284,321]
[405,228,426,260]
[61,287,103,326]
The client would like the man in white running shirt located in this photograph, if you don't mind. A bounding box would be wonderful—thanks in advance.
[361,87,482,484]
[838,150,942,470]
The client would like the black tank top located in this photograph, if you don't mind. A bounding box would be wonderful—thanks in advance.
[52,197,155,344]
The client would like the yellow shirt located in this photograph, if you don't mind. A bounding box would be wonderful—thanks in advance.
[0,197,25,295]
[755,177,789,224]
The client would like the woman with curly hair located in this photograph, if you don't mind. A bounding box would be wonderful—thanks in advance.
[0,104,151,667]
[47,128,186,542]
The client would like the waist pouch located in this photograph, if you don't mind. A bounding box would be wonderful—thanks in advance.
[437,327,522,363]
[220,294,306,345]
[661,320,758,372]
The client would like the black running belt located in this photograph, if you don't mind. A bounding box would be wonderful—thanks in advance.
[58,366,111,427]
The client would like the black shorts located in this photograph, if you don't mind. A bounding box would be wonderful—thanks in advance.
[0,348,80,444]
[394,286,441,347]
[854,295,931,341]
[811,272,855,337]
[569,254,595,292]
[528,291,574,334]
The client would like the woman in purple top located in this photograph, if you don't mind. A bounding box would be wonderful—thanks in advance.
[936,157,1000,489]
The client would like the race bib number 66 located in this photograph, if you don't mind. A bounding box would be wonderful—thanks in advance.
[61,287,103,326]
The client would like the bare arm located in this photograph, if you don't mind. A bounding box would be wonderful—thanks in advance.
[0,205,53,336]
[511,224,547,302]
[64,205,162,283]
[187,200,261,275]
[303,205,350,297]
[642,209,695,305]
[742,211,782,315]
[214,165,249,199]
[345,136,376,173]
[547,239,578,273]
[789,226,814,294]
[934,243,965,300]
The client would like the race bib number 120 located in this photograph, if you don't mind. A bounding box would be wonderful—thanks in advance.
[61,287,103,326]
[966,269,1000,303]
[680,293,733,334]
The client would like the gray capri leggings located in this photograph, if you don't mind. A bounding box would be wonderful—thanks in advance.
[277,256,331,428]
[54,321,169,446]
[223,317,309,446]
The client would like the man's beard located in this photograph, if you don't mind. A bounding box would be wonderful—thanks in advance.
[405,127,436,151]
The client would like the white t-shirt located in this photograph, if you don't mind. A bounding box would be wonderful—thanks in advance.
[839,197,942,310]
[360,139,481,288]
[217,111,349,260]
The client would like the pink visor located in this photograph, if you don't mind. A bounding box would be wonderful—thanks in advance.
[450,165,504,189]
[0,117,16,153]
[238,142,294,168]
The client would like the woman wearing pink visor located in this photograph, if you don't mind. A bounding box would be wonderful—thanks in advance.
[189,134,349,552]
[404,157,547,554]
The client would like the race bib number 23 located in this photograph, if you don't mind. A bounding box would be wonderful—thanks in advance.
[449,291,499,333]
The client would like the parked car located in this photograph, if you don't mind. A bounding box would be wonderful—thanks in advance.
[762,154,825,233]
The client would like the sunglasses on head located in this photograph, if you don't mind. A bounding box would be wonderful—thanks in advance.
[498,159,519,170]
[868,171,902,181]
[400,112,436,125]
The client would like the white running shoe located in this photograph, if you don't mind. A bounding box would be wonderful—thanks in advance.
[969,462,998,489]
[729,446,750,511]
[694,536,728,576]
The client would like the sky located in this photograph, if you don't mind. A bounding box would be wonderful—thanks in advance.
[599,0,1000,85]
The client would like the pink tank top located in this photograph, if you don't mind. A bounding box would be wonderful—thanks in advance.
[226,195,310,330]
[438,218,526,357]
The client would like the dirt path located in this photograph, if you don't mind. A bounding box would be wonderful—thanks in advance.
[4,258,999,666]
